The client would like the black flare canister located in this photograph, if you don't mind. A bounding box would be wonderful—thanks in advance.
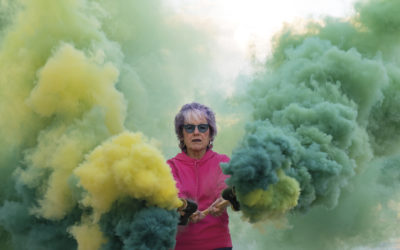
[178,199,198,225]
[222,187,240,211]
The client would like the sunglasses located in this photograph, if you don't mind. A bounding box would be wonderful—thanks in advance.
[183,124,209,133]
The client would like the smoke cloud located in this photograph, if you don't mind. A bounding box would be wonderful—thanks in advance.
[225,0,400,249]
[0,0,219,249]
[1,0,400,249]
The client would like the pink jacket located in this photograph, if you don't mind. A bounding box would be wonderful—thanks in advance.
[167,149,232,250]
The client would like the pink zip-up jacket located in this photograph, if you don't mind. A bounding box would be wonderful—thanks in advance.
[167,149,232,250]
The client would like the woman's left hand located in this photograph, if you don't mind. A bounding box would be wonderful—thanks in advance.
[209,197,229,217]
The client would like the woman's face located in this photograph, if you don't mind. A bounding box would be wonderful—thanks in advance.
[182,116,210,154]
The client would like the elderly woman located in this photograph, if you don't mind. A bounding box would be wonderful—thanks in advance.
[167,102,232,250]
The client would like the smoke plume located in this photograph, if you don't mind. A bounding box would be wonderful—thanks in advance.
[225,0,400,249]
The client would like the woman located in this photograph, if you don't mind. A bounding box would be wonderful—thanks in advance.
[167,102,232,250]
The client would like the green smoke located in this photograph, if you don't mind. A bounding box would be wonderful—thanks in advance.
[226,0,400,248]
[0,0,234,249]
[99,200,179,250]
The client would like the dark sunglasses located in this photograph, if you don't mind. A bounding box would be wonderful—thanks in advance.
[183,124,209,133]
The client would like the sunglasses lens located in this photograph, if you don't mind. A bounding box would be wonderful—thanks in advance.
[184,125,195,133]
[198,124,209,133]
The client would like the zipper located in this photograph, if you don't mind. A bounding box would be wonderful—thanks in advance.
[194,161,199,201]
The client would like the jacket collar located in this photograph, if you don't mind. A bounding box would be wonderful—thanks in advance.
[175,149,215,163]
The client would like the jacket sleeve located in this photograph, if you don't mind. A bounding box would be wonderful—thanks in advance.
[216,154,230,195]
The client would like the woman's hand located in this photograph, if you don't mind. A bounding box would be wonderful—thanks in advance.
[189,198,230,223]
[209,197,229,217]
[189,210,206,223]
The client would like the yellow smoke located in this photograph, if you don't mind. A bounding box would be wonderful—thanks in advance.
[69,217,107,250]
[240,169,300,221]
[74,131,182,220]
[15,43,125,220]
[0,0,107,148]
[27,43,125,133]
[14,43,182,247]
[19,124,87,219]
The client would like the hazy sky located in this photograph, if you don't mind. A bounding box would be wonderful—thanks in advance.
[168,0,357,51]
[166,0,359,94]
